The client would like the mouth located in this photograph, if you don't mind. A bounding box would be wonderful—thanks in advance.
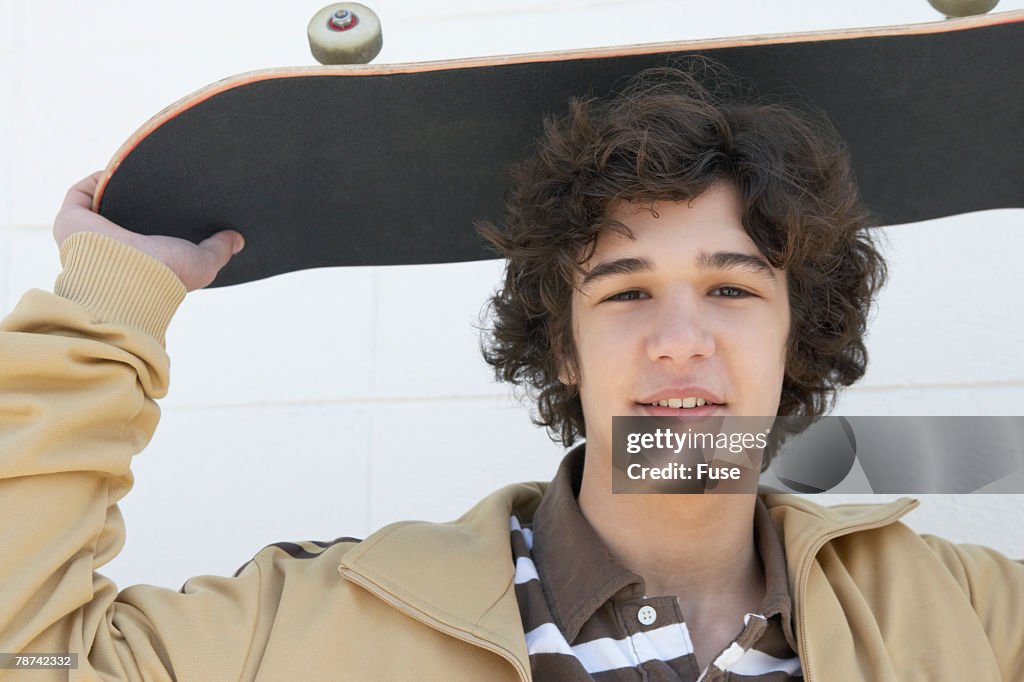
[647,397,714,409]
[635,394,726,417]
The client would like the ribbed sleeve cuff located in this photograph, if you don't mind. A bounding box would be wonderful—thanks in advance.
[54,231,187,346]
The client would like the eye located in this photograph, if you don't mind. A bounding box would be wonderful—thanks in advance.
[712,286,752,298]
[604,289,648,302]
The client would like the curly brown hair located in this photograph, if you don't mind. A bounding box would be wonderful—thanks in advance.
[480,61,887,448]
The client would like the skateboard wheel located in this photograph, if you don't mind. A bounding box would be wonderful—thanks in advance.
[926,0,999,16]
[308,3,383,64]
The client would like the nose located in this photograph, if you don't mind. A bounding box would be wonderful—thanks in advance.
[645,291,716,363]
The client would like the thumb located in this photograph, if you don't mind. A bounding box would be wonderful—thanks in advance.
[185,230,245,291]
[199,230,245,270]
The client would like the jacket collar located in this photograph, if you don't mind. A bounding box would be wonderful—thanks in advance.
[760,492,920,588]
[337,481,544,671]
[338,468,919,676]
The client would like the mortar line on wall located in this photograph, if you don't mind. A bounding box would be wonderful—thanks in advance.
[3,0,25,233]
[0,224,51,232]
[397,0,655,23]
[160,379,1024,413]
[367,266,380,529]
[849,379,1024,393]
[163,392,518,413]
[0,235,9,314]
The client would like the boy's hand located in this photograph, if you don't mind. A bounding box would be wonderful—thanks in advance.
[53,172,244,292]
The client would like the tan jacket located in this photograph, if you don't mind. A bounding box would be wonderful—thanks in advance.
[1,232,1021,681]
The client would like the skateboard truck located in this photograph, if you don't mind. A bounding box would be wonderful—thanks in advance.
[927,0,999,17]
[308,3,383,64]
[329,10,357,30]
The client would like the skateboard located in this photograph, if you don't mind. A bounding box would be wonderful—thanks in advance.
[94,8,1024,288]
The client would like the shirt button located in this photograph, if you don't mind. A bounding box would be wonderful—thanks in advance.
[637,605,657,626]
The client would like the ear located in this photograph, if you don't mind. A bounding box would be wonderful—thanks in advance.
[552,287,585,388]
[555,348,578,386]
[553,310,581,387]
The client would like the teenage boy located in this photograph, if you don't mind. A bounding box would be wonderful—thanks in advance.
[1,67,1020,681]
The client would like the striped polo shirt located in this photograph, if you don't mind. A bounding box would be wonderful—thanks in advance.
[512,448,802,680]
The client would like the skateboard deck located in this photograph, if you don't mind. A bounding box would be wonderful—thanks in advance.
[94,11,1024,288]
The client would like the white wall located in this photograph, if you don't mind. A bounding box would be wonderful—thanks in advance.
[1,0,1022,590]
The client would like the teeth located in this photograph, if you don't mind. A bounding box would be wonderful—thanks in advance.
[652,397,713,409]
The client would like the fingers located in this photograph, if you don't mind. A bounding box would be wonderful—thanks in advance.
[62,172,104,211]
[54,172,117,247]
[55,174,246,293]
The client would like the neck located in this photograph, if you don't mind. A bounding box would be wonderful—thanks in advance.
[578,452,764,614]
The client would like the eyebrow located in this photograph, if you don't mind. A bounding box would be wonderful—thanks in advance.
[695,251,777,282]
[580,251,777,288]
[580,257,652,287]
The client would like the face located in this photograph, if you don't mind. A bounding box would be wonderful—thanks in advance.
[567,182,790,461]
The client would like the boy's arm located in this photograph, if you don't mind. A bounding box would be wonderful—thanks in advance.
[0,176,255,679]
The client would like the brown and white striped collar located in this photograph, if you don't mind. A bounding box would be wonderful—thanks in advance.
[530,446,797,650]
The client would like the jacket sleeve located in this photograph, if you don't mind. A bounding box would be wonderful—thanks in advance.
[921,534,1024,681]
[0,232,266,681]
